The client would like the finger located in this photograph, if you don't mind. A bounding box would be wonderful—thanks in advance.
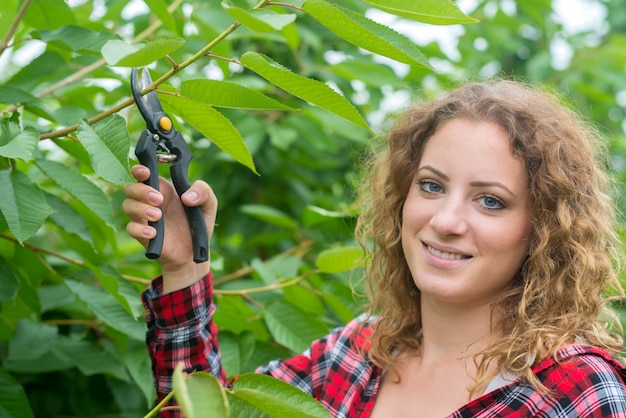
[131,164,151,182]
[181,180,217,211]
[122,198,162,223]
[126,220,156,243]
[123,181,163,206]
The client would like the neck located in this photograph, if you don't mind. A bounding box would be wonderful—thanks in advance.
[418,296,500,363]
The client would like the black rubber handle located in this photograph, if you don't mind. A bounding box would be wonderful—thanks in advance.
[170,142,209,263]
[135,131,164,259]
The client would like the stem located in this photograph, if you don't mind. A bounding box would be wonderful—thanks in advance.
[213,269,320,296]
[0,232,150,285]
[213,240,313,285]
[0,0,33,58]
[143,391,175,418]
[1,0,184,118]
[0,232,84,265]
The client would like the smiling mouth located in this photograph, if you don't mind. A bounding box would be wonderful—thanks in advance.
[425,244,471,260]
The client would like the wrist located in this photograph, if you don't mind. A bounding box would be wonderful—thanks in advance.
[161,261,210,294]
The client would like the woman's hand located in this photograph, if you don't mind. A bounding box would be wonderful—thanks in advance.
[123,165,217,293]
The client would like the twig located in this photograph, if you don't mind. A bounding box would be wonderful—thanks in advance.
[0,232,84,266]
[213,240,314,285]
[0,0,32,58]
[213,269,320,296]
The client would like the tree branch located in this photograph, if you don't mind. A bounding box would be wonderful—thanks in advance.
[0,0,33,58]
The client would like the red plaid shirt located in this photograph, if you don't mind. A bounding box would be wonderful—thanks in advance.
[143,273,626,417]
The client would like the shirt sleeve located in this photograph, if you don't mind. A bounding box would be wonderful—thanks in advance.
[142,272,228,415]
[540,351,626,417]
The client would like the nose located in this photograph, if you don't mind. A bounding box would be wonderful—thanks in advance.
[429,196,469,236]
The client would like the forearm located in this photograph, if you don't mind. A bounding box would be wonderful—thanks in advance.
[142,272,228,413]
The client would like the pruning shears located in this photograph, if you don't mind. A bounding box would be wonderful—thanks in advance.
[130,67,208,263]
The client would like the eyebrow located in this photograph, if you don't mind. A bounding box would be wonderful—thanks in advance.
[417,165,516,196]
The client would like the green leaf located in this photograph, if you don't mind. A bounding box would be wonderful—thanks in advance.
[230,374,331,418]
[0,368,35,418]
[37,25,120,53]
[301,0,431,68]
[159,93,258,174]
[240,52,371,131]
[145,0,179,34]
[0,258,20,308]
[219,331,256,377]
[64,279,146,341]
[101,38,185,67]
[181,79,298,111]
[36,159,116,229]
[240,204,297,229]
[0,86,37,105]
[6,319,58,362]
[0,117,39,161]
[173,364,230,418]
[87,263,144,319]
[264,300,328,353]
[315,246,364,273]
[23,0,76,30]
[0,169,54,244]
[222,1,296,32]
[51,335,129,380]
[45,193,94,245]
[361,0,479,24]
[76,116,133,185]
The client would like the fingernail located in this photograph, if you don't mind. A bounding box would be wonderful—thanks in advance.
[186,191,199,203]
[148,191,161,205]
[146,208,160,219]
[143,227,155,238]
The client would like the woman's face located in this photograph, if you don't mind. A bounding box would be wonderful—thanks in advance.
[401,118,531,307]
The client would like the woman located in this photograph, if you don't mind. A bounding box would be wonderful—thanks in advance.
[123,80,626,417]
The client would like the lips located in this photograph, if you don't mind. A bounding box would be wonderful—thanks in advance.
[424,243,471,260]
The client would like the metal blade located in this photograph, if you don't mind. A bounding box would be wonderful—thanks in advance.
[140,68,165,114]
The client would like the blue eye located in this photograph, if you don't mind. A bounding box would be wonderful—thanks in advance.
[418,180,443,194]
[478,195,505,210]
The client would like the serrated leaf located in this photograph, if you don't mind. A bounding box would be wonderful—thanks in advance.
[64,279,146,340]
[0,169,54,244]
[181,79,298,111]
[240,52,371,131]
[37,25,120,53]
[0,369,35,418]
[315,246,364,273]
[102,38,185,67]
[222,1,296,32]
[51,335,128,380]
[173,365,230,418]
[230,374,331,418]
[240,204,297,229]
[0,117,38,161]
[36,159,115,229]
[361,0,478,24]
[6,319,58,362]
[77,116,133,185]
[302,0,431,68]
[264,300,328,353]
[158,93,258,174]
[87,263,143,319]
[45,193,94,245]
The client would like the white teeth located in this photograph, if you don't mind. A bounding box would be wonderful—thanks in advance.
[427,245,465,260]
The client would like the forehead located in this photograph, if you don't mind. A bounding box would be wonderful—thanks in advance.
[419,119,527,186]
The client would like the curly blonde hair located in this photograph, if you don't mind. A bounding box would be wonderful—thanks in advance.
[355,79,624,393]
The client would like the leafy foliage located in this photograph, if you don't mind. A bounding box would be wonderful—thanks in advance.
[0,0,624,416]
